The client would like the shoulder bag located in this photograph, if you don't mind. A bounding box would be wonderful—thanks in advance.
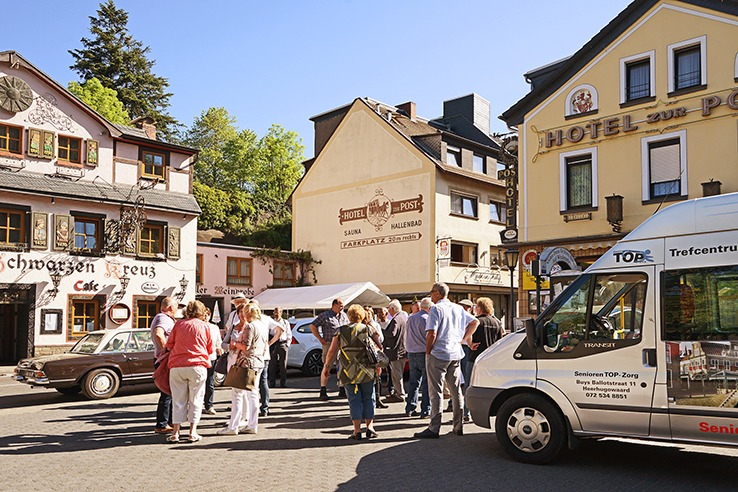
[223,364,257,391]
[213,352,229,375]
[366,335,389,368]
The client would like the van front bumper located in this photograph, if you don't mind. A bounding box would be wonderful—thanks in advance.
[466,386,503,429]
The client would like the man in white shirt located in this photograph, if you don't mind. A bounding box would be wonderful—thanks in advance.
[203,307,224,415]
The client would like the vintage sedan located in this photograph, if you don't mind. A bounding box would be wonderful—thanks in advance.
[14,328,155,400]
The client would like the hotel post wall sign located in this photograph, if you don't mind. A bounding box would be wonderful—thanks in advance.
[338,189,424,249]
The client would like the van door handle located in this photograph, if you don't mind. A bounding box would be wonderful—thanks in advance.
[643,349,656,367]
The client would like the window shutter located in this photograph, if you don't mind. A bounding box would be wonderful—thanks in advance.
[650,142,680,183]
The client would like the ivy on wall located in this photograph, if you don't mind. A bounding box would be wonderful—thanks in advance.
[251,248,321,287]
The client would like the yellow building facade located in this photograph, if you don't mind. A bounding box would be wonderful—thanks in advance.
[502,0,738,316]
[293,96,514,313]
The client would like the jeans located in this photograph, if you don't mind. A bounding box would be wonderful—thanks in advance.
[426,354,463,434]
[268,342,289,388]
[345,381,376,420]
[405,352,430,416]
[154,359,172,428]
[203,362,216,410]
[461,345,472,418]
[259,363,269,412]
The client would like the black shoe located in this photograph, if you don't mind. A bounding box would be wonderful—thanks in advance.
[414,428,439,439]
[259,410,268,417]
[452,427,464,436]
[337,387,346,397]
[348,432,362,441]
[445,403,453,412]
[268,381,276,388]
[405,411,420,417]
[319,389,329,401]
[375,401,389,409]
[463,415,471,423]
[366,429,378,439]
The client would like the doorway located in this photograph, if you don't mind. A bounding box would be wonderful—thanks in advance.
[0,286,34,363]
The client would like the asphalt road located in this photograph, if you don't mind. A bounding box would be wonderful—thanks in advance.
[1,367,737,492]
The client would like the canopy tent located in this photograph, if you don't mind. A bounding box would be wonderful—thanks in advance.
[251,282,390,311]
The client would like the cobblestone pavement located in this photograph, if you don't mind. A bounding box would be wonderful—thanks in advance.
[1,367,737,492]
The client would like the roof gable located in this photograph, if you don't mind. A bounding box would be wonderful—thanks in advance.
[500,0,738,126]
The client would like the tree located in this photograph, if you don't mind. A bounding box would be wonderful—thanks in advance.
[185,109,305,247]
[69,0,178,139]
[68,77,129,124]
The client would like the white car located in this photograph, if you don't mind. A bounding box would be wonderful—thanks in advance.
[286,317,324,376]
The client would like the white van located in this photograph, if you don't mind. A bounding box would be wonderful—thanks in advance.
[467,192,738,464]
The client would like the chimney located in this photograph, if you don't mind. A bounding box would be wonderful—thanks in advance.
[396,101,416,121]
[443,94,490,135]
[130,116,157,140]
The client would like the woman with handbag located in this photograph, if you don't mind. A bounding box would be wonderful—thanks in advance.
[364,307,388,410]
[218,303,268,436]
[164,300,214,443]
[322,304,382,440]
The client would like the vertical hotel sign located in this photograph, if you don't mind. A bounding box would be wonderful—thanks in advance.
[498,162,518,243]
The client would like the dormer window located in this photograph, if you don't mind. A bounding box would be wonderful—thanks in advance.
[446,145,461,167]
[140,148,167,180]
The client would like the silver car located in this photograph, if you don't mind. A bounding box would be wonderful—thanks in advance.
[286,317,324,376]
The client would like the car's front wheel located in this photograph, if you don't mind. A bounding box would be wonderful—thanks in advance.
[302,349,324,376]
[495,393,566,464]
[82,368,120,400]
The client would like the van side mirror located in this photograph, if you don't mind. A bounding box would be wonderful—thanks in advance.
[522,317,537,348]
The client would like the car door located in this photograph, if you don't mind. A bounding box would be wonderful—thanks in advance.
[535,268,657,436]
[98,331,133,375]
[125,331,155,381]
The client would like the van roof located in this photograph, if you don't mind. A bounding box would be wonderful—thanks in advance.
[622,192,738,243]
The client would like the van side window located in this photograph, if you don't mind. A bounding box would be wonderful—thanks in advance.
[663,266,738,340]
[540,272,646,354]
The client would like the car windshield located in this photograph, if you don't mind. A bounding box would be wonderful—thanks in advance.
[70,333,106,354]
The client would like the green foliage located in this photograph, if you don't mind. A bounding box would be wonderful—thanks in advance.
[251,246,321,286]
[68,77,129,124]
[192,182,255,233]
[69,0,179,140]
[185,109,305,249]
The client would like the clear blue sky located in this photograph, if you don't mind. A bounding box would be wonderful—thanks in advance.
[3,0,632,156]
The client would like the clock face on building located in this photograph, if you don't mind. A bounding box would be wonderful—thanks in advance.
[0,76,33,113]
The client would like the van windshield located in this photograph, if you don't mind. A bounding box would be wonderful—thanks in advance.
[538,272,646,353]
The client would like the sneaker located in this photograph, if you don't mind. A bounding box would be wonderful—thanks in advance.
[241,428,257,435]
[414,428,439,439]
[203,407,217,415]
[217,428,238,436]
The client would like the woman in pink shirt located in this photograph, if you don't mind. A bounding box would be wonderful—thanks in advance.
[165,300,214,443]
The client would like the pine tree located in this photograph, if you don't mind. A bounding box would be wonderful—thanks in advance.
[69,0,178,140]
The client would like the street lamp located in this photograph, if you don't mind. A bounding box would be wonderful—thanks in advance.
[505,248,520,334]
[176,275,189,301]
[49,270,63,298]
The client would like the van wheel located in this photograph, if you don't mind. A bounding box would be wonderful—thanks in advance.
[82,368,120,400]
[495,393,566,464]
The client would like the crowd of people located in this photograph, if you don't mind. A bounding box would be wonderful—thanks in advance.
[150,282,505,443]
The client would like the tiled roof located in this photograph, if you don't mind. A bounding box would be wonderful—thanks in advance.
[0,169,201,214]
[112,123,150,140]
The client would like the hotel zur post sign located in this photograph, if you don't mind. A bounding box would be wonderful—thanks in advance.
[338,190,424,249]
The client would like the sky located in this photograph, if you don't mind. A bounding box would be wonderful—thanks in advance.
[2,0,633,157]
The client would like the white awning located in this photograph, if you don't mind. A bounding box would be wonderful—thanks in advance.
[251,282,390,311]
